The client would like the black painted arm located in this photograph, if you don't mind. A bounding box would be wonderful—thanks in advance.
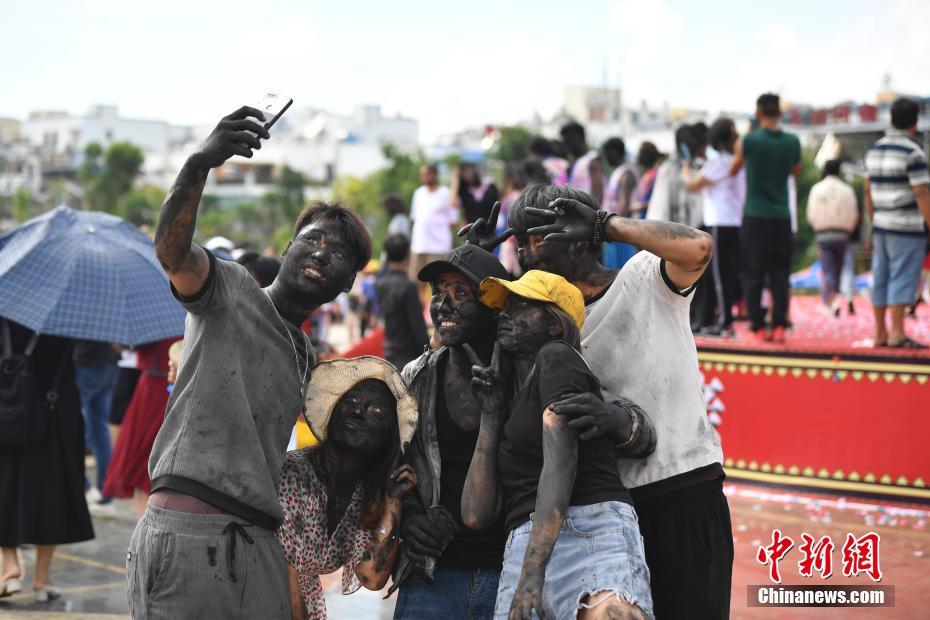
[155,107,268,297]
[509,408,576,619]
[460,411,504,530]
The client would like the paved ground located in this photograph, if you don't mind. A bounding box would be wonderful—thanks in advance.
[1,480,927,619]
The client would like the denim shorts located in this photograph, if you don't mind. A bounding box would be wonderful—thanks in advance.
[871,230,927,307]
[494,501,654,620]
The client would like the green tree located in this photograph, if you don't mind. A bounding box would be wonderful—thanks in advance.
[78,143,104,184]
[331,144,427,256]
[378,143,426,207]
[491,126,534,164]
[792,153,822,271]
[119,184,166,227]
[277,165,307,223]
[44,179,75,211]
[79,141,145,215]
[12,187,34,222]
[200,193,221,214]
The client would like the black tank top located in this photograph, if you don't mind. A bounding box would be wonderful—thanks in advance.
[435,369,507,569]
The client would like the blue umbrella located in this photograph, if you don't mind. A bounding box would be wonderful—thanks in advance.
[0,206,186,346]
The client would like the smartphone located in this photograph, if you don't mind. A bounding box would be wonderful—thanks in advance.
[253,91,293,132]
[679,143,692,162]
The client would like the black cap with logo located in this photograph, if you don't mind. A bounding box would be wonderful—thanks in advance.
[418,244,510,285]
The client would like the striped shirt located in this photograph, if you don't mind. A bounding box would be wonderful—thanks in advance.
[865,130,930,234]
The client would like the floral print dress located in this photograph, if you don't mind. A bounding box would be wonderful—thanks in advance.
[277,449,374,619]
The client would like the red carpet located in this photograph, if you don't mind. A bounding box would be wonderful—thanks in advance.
[695,295,930,361]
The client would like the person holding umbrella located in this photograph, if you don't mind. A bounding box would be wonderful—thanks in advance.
[126,107,372,618]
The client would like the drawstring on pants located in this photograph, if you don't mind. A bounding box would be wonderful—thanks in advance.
[222,522,255,583]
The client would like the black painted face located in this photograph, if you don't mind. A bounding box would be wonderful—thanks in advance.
[327,379,397,455]
[515,232,576,278]
[429,272,497,347]
[280,220,356,304]
[497,295,559,356]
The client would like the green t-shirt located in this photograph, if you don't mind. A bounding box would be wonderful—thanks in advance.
[743,128,801,219]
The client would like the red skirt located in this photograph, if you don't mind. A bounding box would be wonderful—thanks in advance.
[103,338,176,498]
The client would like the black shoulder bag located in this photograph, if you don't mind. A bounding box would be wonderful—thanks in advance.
[0,319,63,447]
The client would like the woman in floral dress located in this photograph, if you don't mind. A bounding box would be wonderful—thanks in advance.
[277,356,420,619]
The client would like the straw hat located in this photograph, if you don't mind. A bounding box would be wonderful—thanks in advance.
[479,269,586,329]
[303,356,418,453]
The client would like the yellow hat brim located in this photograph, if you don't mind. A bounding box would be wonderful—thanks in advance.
[479,277,554,311]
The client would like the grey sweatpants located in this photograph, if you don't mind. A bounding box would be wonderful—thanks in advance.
[126,505,290,619]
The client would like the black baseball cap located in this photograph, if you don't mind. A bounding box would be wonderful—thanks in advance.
[418,244,510,285]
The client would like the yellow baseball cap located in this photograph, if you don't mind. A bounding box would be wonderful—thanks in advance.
[479,270,585,329]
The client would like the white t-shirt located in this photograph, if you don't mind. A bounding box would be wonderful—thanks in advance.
[410,185,457,254]
[700,152,745,227]
[581,251,723,489]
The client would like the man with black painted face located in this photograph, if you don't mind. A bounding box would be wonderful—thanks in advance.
[506,183,732,620]
[127,107,372,619]
[389,244,509,620]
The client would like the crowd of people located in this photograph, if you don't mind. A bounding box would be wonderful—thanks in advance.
[1,91,928,619]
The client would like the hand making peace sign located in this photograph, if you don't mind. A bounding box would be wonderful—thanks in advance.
[461,341,507,417]
[457,201,515,252]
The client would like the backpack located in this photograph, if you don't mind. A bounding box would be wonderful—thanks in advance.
[0,319,62,447]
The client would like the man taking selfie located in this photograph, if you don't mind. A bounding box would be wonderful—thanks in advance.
[126,106,372,619]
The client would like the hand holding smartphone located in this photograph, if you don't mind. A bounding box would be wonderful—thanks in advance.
[190,94,293,168]
[253,91,293,133]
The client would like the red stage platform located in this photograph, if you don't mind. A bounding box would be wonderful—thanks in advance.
[696,295,930,502]
[337,296,929,501]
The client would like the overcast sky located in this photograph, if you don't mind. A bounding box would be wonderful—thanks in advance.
[2,0,927,141]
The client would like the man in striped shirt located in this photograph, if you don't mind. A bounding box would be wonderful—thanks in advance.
[864,97,930,348]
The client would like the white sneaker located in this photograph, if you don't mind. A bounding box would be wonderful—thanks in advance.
[85,487,102,504]
[88,501,117,520]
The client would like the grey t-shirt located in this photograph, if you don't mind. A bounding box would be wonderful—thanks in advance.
[148,252,314,525]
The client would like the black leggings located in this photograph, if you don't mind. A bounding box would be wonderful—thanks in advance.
[693,226,741,328]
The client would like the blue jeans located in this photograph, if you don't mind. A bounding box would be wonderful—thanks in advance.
[74,364,118,497]
[840,242,856,298]
[393,567,501,620]
[818,239,848,303]
[871,230,926,307]
[495,501,654,619]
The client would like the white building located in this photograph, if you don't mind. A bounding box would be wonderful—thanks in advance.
[2,103,419,209]
[152,104,419,205]
[563,85,624,125]
[21,106,192,166]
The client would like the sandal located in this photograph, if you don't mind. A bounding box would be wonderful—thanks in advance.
[34,584,61,603]
[888,337,929,349]
[0,577,23,598]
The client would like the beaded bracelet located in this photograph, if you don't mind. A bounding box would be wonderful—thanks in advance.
[592,210,612,243]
